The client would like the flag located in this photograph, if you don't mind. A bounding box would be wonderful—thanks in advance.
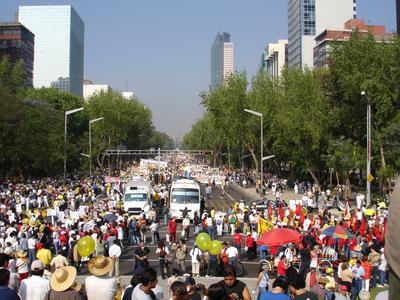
[268,203,273,219]
[359,217,367,235]
[296,203,301,216]
[258,217,274,235]
[278,204,284,220]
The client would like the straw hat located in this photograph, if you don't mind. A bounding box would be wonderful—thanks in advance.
[17,250,27,258]
[50,266,80,292]
[87,255,114,276]
[318,277,329,284]
[354,245,362,252]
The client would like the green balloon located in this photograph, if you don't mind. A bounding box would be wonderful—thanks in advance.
[77,236,95,257]
[195,232,211,251]
[209,240,223,255]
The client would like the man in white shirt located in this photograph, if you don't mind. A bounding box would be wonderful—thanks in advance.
[18,260,50,300]
[132,268,158,300]
[85,255,117,300]
[303,216,311,232]
[182,216,190,240]
[108,240,122,277]
[189,246,202,277]
[225,244,239,267]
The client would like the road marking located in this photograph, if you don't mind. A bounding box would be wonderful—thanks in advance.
[118,258,261,265]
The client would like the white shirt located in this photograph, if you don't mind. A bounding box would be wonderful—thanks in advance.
[27,238,37,250]
[225,246,239,258]
[156,246,169,255]
[132,284,153,300]
[190,248,202,263]
[18,275,50,300]
[182,218,190,228]
[108,244,122,258]
[85,275,117,300]
[303,219,311,231]
[150,222,158,232]
[117,227,124,240]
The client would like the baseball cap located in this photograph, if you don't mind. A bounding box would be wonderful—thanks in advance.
[30,260,44,271]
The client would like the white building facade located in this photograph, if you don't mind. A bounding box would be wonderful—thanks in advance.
[288,0,356,69]
[83,83,112,101]
[18,5,84,96]
[210,32,233,90]
[262,39,288,79]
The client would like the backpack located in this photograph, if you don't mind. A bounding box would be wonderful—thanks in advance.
[222,249,229,265]
[309,271,317,287]
[159,246,167,258]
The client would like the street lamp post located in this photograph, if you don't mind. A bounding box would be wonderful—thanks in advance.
[89,117,104,176]
[64,107,84,181]
[244,109,263,193]
[361,91,371,206]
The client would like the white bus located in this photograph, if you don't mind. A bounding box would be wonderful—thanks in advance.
[123,180,152,217]
[169,179,201,220]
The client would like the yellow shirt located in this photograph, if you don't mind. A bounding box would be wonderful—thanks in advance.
[37,249,52,266]
[326,275,336,290]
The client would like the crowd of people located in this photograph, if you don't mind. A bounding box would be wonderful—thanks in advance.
[0,163,394,300]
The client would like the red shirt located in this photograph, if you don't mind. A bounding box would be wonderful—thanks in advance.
[233,233,242,245]
[168,220,177,233]
[277,260,287,276]
[361,261,372,279]
[245,236,254,248]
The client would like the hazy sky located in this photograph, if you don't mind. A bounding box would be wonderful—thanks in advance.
[1,0,396,137]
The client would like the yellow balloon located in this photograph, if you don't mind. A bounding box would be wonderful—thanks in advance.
[195,232,211,251]
[209,240,223,255]
[77,236,95,257]
[23,218,29,225]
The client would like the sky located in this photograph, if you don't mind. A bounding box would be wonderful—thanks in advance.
[1,0,397,137]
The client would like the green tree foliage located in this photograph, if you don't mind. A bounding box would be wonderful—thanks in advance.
[0,56,173,178]
[184,33,400,188]
[85,91,167,168]
[0,58,64,177]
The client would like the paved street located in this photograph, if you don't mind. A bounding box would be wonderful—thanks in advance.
[77,182,268,278]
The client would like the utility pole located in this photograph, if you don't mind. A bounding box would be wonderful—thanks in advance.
[397,0,400,34]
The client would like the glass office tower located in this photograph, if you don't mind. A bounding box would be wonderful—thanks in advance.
[18,5,84,96]
[211,32,233,90]
[288,0,356,69]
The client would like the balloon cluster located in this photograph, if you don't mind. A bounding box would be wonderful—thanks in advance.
[195,232,223,255]
[77,236,95,257]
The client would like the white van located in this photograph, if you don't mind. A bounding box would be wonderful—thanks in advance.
[123,181,152,217]
[169,179,201,220]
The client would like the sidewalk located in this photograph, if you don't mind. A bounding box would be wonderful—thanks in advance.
[231,183,301,202]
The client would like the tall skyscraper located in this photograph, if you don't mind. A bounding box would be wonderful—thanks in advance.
[0,22,34,87]
[211,32,233,90]
[288,0,356,69]
[18,5,84,96]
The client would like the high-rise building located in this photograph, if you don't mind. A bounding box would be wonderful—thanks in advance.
[18,5,84,96]
[0,22,34,87]
[261,39,288,79]
[210,32,233,90]
[288,0,356,69]
[314,19,395,68]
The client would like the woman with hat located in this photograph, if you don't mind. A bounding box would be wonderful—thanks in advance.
[325,268,336,300]
[85,255,117,300]
[255,264,269,300]
[15,250,29,282]
[48,266,84,300]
